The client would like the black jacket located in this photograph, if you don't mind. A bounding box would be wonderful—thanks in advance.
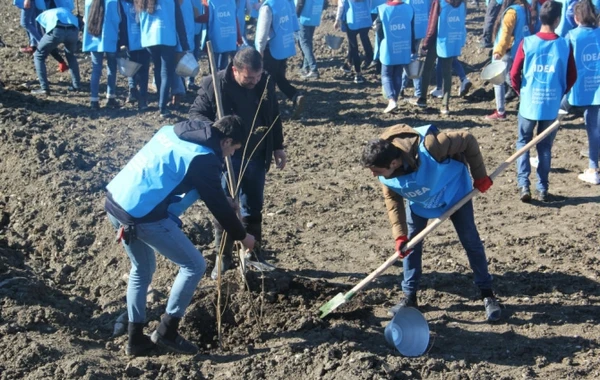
[105,120,246,241]
[189,63,284,170]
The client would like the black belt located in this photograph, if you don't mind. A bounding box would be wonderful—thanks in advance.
[54,24,77,30]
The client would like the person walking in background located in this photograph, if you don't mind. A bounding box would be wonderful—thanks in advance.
[374,0,415,113]
[554,0,579,37]
[429,57,472,98]
[411,0,467,115]
[361,124,501,322]
[485,0,532,120]
[256,0,305,118]
[189,47,286,279]
[206,0,238,70]
[83,0,121,110]
[481,0,503,48]
[294,0,325,79]
[562,0,600,184]
[105,116,255,356]
[169,0,196,107]
[400,0,429,99]
[334,0,374,84]
[135,0,189,118]
[510,0,576,202]
[31,1,82,95]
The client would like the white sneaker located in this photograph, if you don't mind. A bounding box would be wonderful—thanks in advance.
[459,78,472,97]
[429,88,443,98]
[530,156,539,168]
[384,100,397,113]
[578,168,600,184]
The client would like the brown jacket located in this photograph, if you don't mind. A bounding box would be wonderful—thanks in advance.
[379,124,488,239]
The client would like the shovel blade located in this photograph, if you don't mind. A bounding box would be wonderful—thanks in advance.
[319,292,347,318]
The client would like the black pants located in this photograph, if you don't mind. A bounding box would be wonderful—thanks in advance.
[263,48,297,101]
[345,27,373,74]
[482,0,502,45]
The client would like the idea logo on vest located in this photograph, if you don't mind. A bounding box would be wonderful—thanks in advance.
[531,53,557,84]
[581,43,600,72]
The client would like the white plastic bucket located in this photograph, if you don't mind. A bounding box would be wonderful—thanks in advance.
[406,59,424,79]
[384,307,429,357]
[117,57,142,77]
[175,52,200,78]
[325,34,344,50]
[481,61,507,85]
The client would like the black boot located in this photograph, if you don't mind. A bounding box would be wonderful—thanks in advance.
[151,314,198,355]
[210,225,234,280]
[126,322,155,357]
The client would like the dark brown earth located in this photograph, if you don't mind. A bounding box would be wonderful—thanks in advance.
[1,3,600,379]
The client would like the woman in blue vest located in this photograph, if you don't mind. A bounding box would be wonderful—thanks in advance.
[554,0,579,37]
[295,0,325,79]
[375,0,415,113]
[334,0,374,84]
[566,0,600,184]
[206,0,237,70]
[83,0,121,110]
[411,0,466,115]
[509,0,576,201]
[485,0,532,120]
[399,0,429,99]
[135,0,190,118]
[169,0,196,107]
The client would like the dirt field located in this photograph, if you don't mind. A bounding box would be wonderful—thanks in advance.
[1,3,600,379]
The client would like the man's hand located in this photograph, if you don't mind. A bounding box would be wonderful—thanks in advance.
[226,196,239,212]
[493,53,502,61]
[24,0,31,8]
[274,149,287,170]
[474,176,493,193]
[395,235,413,258]
[333,20,340,30]
[241,233,256,251]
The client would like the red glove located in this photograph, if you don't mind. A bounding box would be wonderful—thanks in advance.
[395,236,413,259]
[474,176,493,193]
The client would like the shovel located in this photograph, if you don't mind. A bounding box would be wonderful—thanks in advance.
[319,117,563,318]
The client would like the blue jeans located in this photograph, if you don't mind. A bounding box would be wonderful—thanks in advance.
[90,51,117,101]
[223,158,266,236]
[516,114,558,191]
[20,7,42,46]
[216,52,234,71]
[171,72,186,96]
[34,26,81,91]
[492,55,512,113]
[108,214,206,323]
[401,40,421,97]
[402,201,493,296]
[381,63,404,101]
[127,49,151,103]
[187,33,203,85]
[584,106,600,169]
[435,57,467,89]
[147,44,176,112]
[296,24,317,72]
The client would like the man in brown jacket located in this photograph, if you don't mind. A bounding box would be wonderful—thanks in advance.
[361,124,501,322]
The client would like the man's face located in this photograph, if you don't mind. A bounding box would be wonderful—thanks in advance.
[367,158,401,179]
[221,138,242,158]
[232,65,263,89]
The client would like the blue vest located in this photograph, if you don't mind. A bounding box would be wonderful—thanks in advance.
[485,0,503,5]
[120,0,142,51]
[36,7,79,31]
[436,1,466,58]
[52,0,75,11]
[288,0,300,32]
[192,0,203,35]
[13,0,26,9]
[176,0,195,52]
[555,0,576,37]
[139,0,177,48]
[370,0,386,13]
[519,35,570,120]
[378,125,473,219]
[494,5,530,58]
[261,0,296,59]
[567,26,600,107]
[344,0,371,30]
[296,0,323,26]
[83,0,121,53]
[378,3,413,65]
[406,0,430,40]
[208,0,238,53]
[106,126,214,218]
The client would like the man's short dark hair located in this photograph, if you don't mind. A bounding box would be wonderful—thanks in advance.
[233,47,263,72]
[361,139,401,168]
[540,1,563,26]
[212,115,245,145]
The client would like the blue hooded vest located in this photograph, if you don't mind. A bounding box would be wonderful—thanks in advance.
[494,4,530,58]
[378,3,413,65]
[406,0,431,40]
[36,7,79,31]
[436,0,466,58]
[208,0,238,53]
[261,0,296,59]
[344,0,371,30]
[83,0,121,53]
[139,0,177,48]
[567,26,600,107]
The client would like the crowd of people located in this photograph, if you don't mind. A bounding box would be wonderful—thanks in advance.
[10,0,600,357]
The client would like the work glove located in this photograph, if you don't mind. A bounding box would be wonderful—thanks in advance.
[474,176,493,193]
[395,235,413,259]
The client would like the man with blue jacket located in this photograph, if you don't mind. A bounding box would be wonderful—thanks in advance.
[105,116,255,356]
[361,124,502,322]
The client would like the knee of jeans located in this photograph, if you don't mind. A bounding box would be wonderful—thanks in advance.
[182,255,206,280]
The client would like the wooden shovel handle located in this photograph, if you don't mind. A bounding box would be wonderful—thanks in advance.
[348,117,562,296]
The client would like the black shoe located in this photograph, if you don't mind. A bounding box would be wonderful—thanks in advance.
[126,89,138,104]
[291,93,306,119]
[67,85,81,92]
[387,294,418,317]
[353,74,365,84]
[210,253,232,280]
[105,98,120,108]
[340,63,352,74]
[159,109,172,118]
[519,186,531,203]
[483,297,502,322]
[186,83,199,92]
[126,334,155,357]
[505,88,518,101]
[138,100,149,111]
[536,189,549,202]
[151,330,198,355]
[90,101,100,110]
[31,88,50,96]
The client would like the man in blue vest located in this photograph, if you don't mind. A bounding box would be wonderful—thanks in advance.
[361,124,502,322]
[31,1,82,95]
[509,0,576,202]
[294,0,325,79]
[105,116,256,356]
